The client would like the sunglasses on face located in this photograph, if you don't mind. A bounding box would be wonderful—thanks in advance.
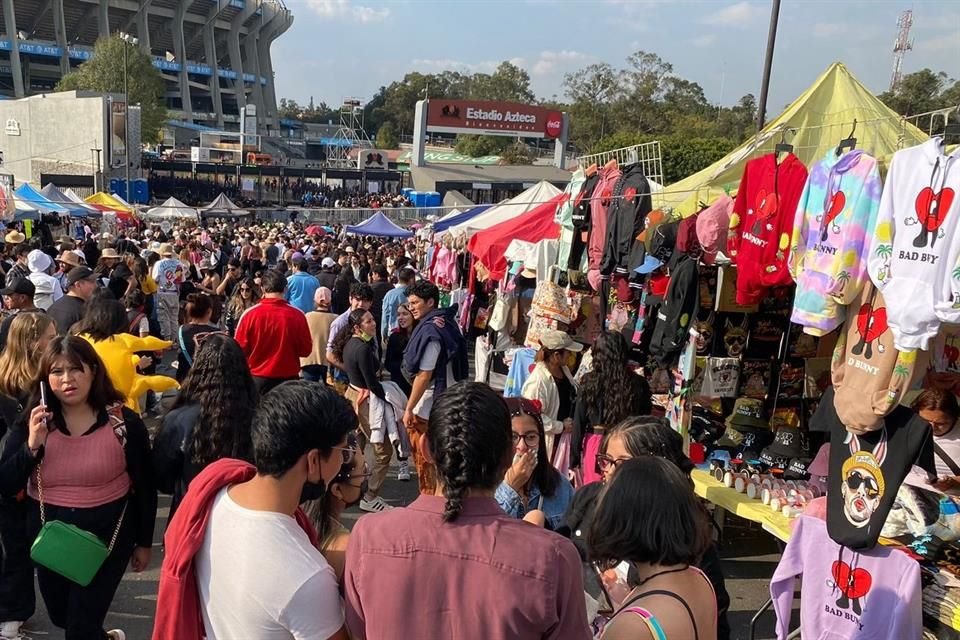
[846,471,880,498]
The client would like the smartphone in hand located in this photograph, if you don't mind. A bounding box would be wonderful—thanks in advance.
[39,382,49,425]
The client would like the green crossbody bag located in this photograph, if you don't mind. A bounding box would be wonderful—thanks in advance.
[30,464,127,587]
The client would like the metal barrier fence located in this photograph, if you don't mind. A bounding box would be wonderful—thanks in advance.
[281,206,438,225]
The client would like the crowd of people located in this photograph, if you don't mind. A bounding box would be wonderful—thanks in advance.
[0,219,731,640]
[147,173,411,210]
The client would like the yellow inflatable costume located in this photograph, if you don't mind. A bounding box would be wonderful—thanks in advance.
[80,333,179,410]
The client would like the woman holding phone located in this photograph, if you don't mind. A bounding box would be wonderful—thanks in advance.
[12,336,156,640]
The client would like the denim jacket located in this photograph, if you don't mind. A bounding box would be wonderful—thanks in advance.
[495,475,575,531]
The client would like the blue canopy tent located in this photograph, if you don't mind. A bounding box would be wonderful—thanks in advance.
[14,183,70,215]
[432,204,492,233]
[40,183,98,217]
[345,212,414,238]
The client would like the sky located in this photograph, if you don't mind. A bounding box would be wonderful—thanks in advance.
[272,0,960,113]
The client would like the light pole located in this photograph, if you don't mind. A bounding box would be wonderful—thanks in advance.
[119,32,138,203]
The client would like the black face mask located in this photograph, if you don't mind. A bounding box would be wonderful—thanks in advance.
[299,478,325,504]
[341,479,369,509]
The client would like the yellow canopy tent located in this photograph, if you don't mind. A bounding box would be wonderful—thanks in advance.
[660,62,930,216]
[85,192,135,213]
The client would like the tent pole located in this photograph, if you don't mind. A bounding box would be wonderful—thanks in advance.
[755,0,781,132]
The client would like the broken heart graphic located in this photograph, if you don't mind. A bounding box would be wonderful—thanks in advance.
[832,560,872,600]
[914,186,956,248]
[820,191,846,241]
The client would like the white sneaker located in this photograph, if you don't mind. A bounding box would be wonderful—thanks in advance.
[397,460,411,481]
[106,630,126,640]
[359,496,393,513]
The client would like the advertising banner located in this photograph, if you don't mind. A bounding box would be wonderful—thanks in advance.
[110,100,126,168]
[0,173,14,221]
[425,100,563,139]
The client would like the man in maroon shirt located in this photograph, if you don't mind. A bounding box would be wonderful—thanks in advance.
[235,269,312,394]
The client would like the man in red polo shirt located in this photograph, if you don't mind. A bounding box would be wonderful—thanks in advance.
[235,269,312,394]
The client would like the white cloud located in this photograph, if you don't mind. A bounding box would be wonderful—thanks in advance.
[411,59,500,73]
[813,22,845,38]
[532,50,590,75]
[915,31,960,53]
[700,1,765,27]
[306,0,390,23]
[690,34,717,48]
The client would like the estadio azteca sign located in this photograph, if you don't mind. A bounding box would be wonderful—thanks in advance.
[426,100,563,139]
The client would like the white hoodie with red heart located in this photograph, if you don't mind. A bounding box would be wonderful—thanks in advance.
[867,138,960,351]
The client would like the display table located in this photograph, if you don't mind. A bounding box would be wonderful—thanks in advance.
[691,469,794,542]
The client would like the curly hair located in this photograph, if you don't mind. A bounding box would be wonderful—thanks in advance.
[602,416,694,476]
[331,308,369,363]
[427,382,512,522]
[227,277,261,317]
[173,333,257,467]
[0,312,54,399]
[579,331,652,427]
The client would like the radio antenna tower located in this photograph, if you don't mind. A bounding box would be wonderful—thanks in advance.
[889,10,913,92]
[327,97,373,168]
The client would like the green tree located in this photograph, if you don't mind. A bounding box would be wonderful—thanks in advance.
[454,134,511,157]
[376,121,399,149]
[279,97,339,124]
[57,35,167,143]
[879,69,957,131]
[498,141,535,165]
[470,61,536,102]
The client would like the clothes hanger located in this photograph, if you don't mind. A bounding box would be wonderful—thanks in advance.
[835,119,857,157]
[603,158,618,171]
[775,128,796,157]
[585,163,598,177]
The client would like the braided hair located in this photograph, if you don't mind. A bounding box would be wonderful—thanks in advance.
[427,382,512,522]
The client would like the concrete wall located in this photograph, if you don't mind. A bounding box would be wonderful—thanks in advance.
[0,90,110,186]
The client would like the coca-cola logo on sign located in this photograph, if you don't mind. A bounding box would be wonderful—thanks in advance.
[545,117,562,138]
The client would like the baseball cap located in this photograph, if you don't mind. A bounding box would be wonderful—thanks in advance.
[321,257,336,269]
[537,329,583,352]
[66,266,97,288]
[0,278,36,297]
[634,254,664,275]
[725,398,769,430]
[696,195,733,265]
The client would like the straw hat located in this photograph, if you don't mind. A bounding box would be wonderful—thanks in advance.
[158,243,175,257]
[4,231,25,245]
[57,252,83,268]
[100,248,121,259]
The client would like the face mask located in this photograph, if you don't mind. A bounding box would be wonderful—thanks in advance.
[341,479,368,509]
[299,477,325,503]
[359,332,373,342]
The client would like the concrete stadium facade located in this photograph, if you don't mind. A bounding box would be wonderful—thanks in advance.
[0,0,292,131]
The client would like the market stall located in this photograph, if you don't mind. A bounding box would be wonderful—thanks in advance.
[344,211,413,238]
[141,197,199,223]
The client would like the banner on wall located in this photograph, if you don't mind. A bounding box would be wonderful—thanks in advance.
[110,100,126,168]
[0,173,14,221]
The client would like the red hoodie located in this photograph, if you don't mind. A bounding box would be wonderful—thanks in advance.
[152,458,318,640]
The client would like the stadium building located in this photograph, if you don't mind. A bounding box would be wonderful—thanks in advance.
[0,0,292,131]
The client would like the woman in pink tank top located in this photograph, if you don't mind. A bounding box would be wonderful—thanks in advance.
[16,336,157,640]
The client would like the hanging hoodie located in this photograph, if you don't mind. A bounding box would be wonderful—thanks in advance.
[600,164,652,279]
[586,163,622,290]
[728,153,808,305]
[770,515,922,640]
[649,254,699,368]
[566,172,600,271]
[830,283,921,434]
[789,149,882,335]
[812,387,935,550]
[555,167,586,269]
[867,138,960,351]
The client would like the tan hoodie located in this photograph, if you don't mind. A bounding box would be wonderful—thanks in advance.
[831,282,922,433]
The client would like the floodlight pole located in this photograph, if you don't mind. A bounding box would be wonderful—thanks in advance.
[755,0,781,132]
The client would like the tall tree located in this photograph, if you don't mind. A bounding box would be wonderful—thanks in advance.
[879,69,959,132]
[376,121,399,149]
[57,35,167,143]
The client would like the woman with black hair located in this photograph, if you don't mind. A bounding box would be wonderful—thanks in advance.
[153,333,257,520]
[570,331,652,485]
[302,431,369,584]
[495,397,574,530]
[176,293,221,382]
[8,336,156,640]
[588,457,717,640]
[331,308,394,513]
[384,303,413,396]
[560,416,732,640]
[343,382,590,639]
[223,276,261,336]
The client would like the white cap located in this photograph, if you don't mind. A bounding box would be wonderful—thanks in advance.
[27,249,53,274]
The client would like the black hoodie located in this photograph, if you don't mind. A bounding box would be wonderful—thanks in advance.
[600,164,652,277]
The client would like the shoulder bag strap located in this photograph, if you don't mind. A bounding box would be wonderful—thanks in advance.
[934,442,960,476]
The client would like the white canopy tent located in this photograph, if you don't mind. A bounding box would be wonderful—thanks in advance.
[201,193,249,218]
[447,181,562,237]
[142,197,198,221]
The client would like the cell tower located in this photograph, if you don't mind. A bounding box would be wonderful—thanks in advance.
[326,98,374,168]
[889,10,914,92]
